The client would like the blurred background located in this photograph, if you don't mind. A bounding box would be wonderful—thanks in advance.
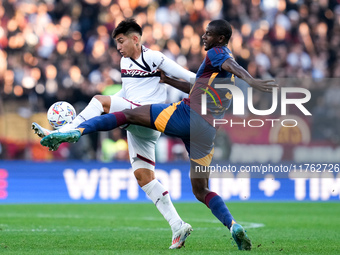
[0,0,340,163]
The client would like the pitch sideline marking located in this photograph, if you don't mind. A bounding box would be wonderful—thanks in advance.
[141,216,264,229]
[0,213,264,231]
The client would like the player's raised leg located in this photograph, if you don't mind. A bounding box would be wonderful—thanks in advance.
[32,94,131,138]
[40,106,152,149]
[32,96,105,138]
[59,95,109,131]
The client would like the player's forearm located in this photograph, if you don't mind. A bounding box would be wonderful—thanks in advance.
[222,58,255,86]
[162,76,191,93]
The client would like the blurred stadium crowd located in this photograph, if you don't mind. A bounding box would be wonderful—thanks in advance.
[0,0,340,161]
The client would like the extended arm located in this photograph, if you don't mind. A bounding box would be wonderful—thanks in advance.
[160,71,191,94]
[221,58,278,92]
[157,52,196,93]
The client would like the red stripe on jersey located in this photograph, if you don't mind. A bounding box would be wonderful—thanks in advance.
[123,98,141,107]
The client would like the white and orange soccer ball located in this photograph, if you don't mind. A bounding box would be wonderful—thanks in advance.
[47,101,76,129]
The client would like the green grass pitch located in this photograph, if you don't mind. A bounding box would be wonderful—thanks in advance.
[0,202,339,254]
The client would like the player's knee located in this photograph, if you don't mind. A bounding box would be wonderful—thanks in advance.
[121,109,134,122]
[122,106,151,126]
[190,177,208,202]
[94,95,111,113]
[192,187,206,203]
[124,108,143,122]
[134,168,155,187]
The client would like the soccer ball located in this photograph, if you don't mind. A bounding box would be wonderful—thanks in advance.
[47,101,76,129]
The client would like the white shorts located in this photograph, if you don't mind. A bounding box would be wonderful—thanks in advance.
[110,95,161,171]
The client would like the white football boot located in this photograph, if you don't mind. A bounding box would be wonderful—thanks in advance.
[169,222,193,249]
[32,122,56,138]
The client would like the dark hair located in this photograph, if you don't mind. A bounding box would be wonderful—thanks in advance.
[112,19,142,38]
[209,20,232,44]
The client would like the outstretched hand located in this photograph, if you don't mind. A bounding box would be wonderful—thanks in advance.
[221,58,279,93]
[249,79,279,93]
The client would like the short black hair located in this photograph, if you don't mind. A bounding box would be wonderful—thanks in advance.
[209,20,232,44]
[112,19,142,39]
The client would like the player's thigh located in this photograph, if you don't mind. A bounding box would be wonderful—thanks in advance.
[150,101,190,137]
[126,127,161,171]
[189,110,216,171]
[109,95,135,112]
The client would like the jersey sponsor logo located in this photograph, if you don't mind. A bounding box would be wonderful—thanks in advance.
[219,86,311,116]
[121,69,160,78]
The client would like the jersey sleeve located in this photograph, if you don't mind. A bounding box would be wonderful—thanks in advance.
[207,48,232,70]
[154,51,196,84]
[114,88,125,98]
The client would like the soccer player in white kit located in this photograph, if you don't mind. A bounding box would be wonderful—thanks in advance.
[32,19,195,249]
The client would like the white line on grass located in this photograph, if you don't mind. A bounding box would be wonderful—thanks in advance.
[2,224,263,232]
[0,213,264,231]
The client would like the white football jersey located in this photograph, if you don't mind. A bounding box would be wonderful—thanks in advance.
[119,45,195,105]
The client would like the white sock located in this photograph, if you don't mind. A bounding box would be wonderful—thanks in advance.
[142,179,183,234]
[59,97,104,132]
